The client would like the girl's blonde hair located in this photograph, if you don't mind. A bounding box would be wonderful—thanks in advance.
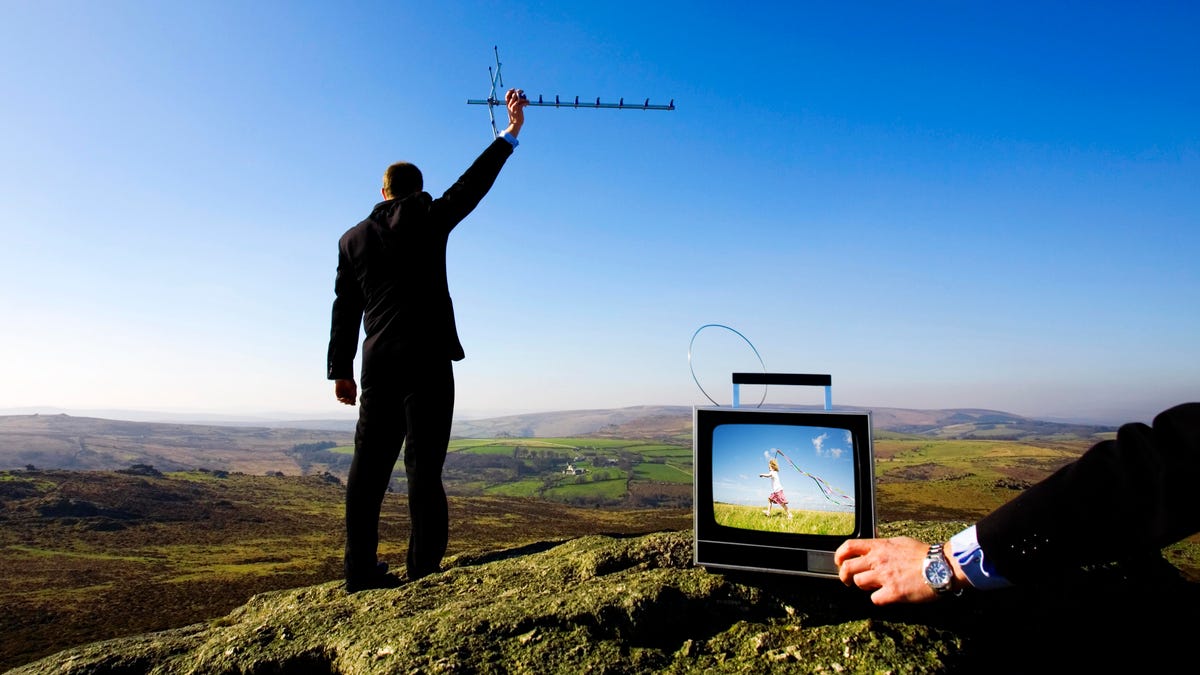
[768,458,779,471]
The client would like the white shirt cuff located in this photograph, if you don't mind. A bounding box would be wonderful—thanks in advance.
[950,525,1014,591]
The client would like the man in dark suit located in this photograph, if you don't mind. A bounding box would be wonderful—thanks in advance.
[835,402,1200,604]
[327,88,529,592]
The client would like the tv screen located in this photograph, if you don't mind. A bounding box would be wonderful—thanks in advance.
[693,406,876,578]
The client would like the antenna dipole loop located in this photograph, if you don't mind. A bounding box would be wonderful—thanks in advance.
[688,323,767,408]
[483,46,504,138]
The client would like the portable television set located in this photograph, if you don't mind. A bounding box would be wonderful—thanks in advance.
[692,373,877,579]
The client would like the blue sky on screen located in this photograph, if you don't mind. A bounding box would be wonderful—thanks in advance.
[1,1,1196,423]
[711,423,855,512]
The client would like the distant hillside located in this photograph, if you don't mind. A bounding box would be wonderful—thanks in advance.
[864,406,1116,440]
[0,414,350,474]
[450,405,694,440]
[0,406,1115,475]
[449,404,1116,442]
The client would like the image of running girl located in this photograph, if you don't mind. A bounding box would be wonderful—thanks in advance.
[760,457,793,519]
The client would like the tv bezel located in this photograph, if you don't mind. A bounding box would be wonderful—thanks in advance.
[693,405,876,579]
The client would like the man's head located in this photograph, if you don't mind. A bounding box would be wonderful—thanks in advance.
[382,162,423,200]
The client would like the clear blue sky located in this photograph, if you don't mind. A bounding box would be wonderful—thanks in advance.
[1,1,1196,424]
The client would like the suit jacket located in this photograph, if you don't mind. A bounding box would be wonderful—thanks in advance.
[976,402,1200,584]
[327,138,514,384]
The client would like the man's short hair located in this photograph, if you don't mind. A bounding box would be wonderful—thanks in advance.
[382,162,423,199]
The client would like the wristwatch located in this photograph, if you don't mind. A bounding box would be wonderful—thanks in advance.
[922,543,955,594]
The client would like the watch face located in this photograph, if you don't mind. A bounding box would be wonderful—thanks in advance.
[924,558,951,587]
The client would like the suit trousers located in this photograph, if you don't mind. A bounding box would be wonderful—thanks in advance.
[344,360,454,581]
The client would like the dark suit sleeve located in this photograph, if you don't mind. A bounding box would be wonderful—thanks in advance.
[326,239,364,380]
[431,137,515,230]
[976,402,1200,584]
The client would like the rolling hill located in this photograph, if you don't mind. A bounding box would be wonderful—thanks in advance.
[0,405,1116,475]
[448,404,1116,442]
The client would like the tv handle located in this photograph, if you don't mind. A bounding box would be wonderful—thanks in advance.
[730,372,832,411]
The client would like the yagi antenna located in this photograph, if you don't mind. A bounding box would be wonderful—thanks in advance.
[467,46,676,138]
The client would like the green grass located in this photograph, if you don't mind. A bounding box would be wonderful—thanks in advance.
[483,479,544,498]
[632,462,691,482]
[544,478,628,501]
[0,474,56,492]
[569,466,624,481]
[450,438,588,450]
[439,439,696,503]
[169,471,225,484]
[457,445,525,456]
[1164,535,1200,583]
[877,439,1078,466]
[534,438,647,449]
[4,546,152,563]
[876,480,1015,520]
[630,445,692,457]
[169,557,312,582]
[713,502,854,535]
[873,439,1082,486]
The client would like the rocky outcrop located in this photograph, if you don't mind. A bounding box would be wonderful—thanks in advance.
[11,529,1197,674]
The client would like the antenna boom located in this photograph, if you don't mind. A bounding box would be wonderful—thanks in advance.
[467,47,675,137]
[467,97,675,111]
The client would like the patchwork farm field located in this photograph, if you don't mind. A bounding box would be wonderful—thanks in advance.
[440,436,693,507]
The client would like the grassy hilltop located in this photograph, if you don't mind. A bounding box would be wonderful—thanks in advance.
[0,468,692,671]
[3,407,1198,672]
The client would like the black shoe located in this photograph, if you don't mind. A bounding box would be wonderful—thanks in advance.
[405,565,440,582]
[345,562,403,593]
[345,571,402,593]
